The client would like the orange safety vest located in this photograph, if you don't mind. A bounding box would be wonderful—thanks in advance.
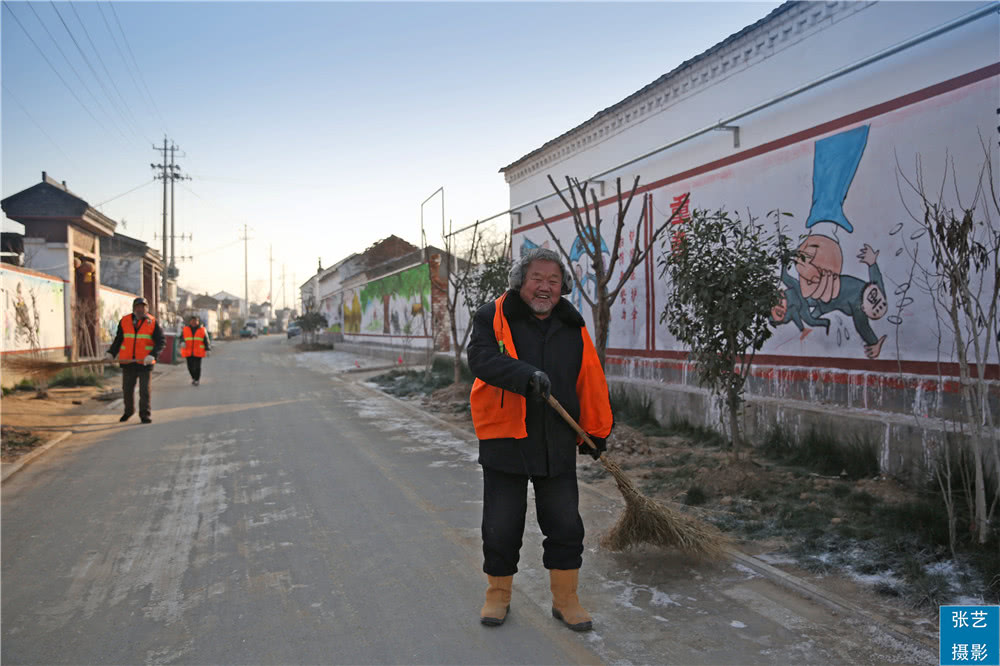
[470,293,614,442]
[181,325,207,358]
[118,315,157,364]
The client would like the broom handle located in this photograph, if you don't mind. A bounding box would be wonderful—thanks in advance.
[546,394,598,453]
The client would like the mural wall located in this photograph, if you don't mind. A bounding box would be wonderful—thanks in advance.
[1,265,66,354]
[342,264,431,338]
[513,75,998,372]
[320,291,343,333]
[98,285,138,346]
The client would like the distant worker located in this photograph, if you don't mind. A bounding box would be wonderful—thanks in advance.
[181,314,211,386]
[467,247,614,631]
[105,297,165,424]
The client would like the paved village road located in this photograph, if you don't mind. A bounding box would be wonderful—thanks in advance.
[2,336,936,665]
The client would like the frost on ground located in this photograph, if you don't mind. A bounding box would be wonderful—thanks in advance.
[294,350,391,374]
[341,395,478,467]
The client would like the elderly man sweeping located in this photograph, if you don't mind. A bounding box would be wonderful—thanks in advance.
[467,247,614,631]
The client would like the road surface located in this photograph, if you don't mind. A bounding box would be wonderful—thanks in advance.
[2,336,935,665]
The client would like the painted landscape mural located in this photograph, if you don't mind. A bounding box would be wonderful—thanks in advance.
[342,264,431,337]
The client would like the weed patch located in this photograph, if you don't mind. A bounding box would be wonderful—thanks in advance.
[2,378,37,396]
[371,360,454,398]
[47,371,103,388]
[759,425,879,480]
[0,425,42,461]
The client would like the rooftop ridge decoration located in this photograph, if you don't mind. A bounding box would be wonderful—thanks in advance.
[501,1,872,184]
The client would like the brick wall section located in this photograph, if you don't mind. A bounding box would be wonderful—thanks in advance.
[429,258,450,352]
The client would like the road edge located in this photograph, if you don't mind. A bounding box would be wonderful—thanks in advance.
[341,373,937,654]
[1,363,180,485]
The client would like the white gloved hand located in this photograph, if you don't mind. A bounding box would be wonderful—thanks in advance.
[143,355,155,366]
[104,352,115,362]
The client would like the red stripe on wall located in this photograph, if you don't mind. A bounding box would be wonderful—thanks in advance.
[606,347,999,380]
[645,194,653,351]
[346,333,432,339]
[513,63,1000,234]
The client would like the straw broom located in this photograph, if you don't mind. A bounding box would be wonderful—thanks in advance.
[3,356,119,379]
[547,394,730,559]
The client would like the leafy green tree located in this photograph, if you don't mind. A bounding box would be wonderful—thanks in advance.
[295,311,328,344]
[438,218,512,383]
[659,208,795,455]
[451,236,512,383]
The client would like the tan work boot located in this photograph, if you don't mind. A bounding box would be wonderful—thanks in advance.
[549,568,593,631]
[480,575,513,626]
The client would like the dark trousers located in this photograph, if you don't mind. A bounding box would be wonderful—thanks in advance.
[186,356,202,381]
[121,363,152,418]
[481,466,585,576]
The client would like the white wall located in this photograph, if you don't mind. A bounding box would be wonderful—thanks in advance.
[507,1,998,374]
[98,285,138,349]
[100,255,143,295]
[1,265,67,354]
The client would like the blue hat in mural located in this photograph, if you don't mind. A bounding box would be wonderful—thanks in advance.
[569,229,609,262]
[806,125,869,233]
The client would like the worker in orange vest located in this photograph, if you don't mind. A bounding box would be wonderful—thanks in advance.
[467,248,614,631]
[105,297,165,424]
[180,314,211,386]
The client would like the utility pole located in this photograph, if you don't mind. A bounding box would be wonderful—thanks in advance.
[169,144,177,278]
[281,264,286,311]
[240,224,250,318]
[269,245,273,307]
[167,144,190,280]
[152,138,169,307]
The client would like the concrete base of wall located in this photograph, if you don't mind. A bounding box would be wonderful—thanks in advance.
[335,341,436,367]
[333,341,994,486]
[606,377,995,486]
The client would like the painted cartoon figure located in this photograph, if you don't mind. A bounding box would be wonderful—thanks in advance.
[771,123,888,358]
[771,265,832,334]
[568,232,609,311]
[795,234,843,304]
[808,243,887,359]
[773,239,888,358]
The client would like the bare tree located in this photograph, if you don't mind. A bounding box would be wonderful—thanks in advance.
[896,137,999,546]
[438,221,511,384]
[535,175,688,366]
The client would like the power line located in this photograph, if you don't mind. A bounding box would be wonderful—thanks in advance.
[108,1,169,135]
[95,0,164,138]
[49,0,135,145]
[192,238,242,257]
[68,1,149,144]
[0,1,121,145]
[24,1,122,140]
[1,84,79,170]
[93,179,156,208]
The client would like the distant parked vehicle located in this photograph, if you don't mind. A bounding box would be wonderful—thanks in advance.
[240,321,258,338]
[286,324,301,339]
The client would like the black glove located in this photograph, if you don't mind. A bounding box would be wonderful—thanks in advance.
[527,371,551,403]
[579,436,607,460]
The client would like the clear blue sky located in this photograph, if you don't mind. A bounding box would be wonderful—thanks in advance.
[2,1,781,306]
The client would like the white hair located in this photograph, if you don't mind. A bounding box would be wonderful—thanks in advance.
[508,248,573,295]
